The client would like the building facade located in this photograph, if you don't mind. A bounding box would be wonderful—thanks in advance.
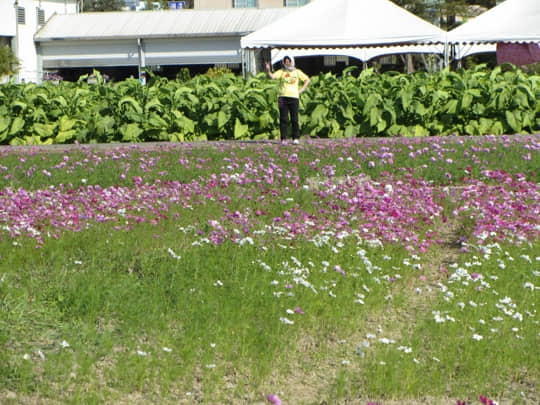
[34,7,295,82]
[0,0,78,83]
[1,0,309,83]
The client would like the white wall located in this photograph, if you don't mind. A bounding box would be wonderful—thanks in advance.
[13,0,78,83]
[0,2,16,37]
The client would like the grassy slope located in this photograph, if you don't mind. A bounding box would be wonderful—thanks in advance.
[0,136,538,404]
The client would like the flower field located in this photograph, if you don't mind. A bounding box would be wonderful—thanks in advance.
[0,135,538,404]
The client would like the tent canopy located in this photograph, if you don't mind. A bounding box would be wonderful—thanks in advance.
[241,0,446,49]
[448,0,540,44]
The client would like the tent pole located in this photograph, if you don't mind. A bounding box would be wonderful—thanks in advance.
[241,48,246,79]
[137,38,146,78]
[443,34,449,68]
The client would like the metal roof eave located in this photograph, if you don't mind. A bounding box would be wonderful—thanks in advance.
[36,32,251,43]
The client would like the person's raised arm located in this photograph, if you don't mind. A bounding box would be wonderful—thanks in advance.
[266,62,277,79]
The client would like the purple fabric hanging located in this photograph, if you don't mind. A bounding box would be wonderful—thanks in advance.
[496,42,540,66]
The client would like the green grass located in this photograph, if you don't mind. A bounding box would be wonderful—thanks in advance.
[0,137,538,404]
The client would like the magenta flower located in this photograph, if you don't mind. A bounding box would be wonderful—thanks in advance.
[294,307,304,314]
[479,395,496,405]
[266,394,282,405]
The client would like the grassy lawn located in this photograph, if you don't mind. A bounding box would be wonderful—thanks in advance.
[0,136,538,404]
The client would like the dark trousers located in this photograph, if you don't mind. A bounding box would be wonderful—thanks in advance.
[278,96,299,140]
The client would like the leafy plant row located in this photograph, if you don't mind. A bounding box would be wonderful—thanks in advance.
[0,65,538,145]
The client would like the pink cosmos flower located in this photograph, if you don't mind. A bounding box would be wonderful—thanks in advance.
[266,394,282,405]
[479,395,496,405]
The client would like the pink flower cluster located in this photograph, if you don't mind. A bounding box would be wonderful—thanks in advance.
[450,170,540,244]
[0,137,538,249]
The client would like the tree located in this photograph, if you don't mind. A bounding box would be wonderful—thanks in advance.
[155,0,194,9]
[391,0,429,19]
[390,0,498,30]
[0,46,19,78]
[82,0,124,12]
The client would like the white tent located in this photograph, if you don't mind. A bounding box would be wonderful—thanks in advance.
[241,0,446,49]
[447,0,540,44]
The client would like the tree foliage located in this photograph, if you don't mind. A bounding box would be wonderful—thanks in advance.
[82,0,124,12]
[0,46,19,78]
[391,0,499,30]
[154,0,194,9]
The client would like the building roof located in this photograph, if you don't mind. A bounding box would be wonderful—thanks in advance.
[35,8,294,42]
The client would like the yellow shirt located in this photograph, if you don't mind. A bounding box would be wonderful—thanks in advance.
[274,68,309,99]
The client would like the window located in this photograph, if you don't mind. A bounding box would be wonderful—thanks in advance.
[284,0,308,6]
[233,0,257,8]
[17,6,25,25]
[323,56,336,67]
[36,8,45,26]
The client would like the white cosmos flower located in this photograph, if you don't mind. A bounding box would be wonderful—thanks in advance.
[472,334,483,341]
[434,312,446,323]
[239,237,254,246]
[167,248,181,260]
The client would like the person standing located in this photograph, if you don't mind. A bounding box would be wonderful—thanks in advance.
[266,56,310,144]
